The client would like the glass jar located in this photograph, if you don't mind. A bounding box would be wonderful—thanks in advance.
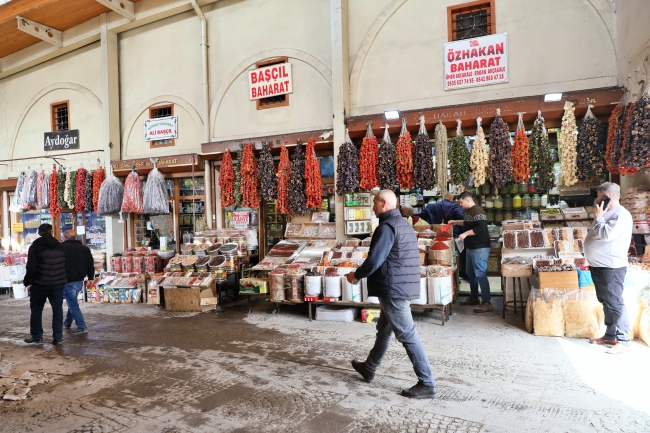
[491,184,499,196]
[504,194,513,209]
[494,195,503,209]
[541,194,549,207]
[481,182,491,195]
[485,196,494,209]
[486,209,495,223]
[504,210,513,220]
[532,194,541,208]
[518,181,528,194]
[522,194,532,208]
[528,179,538,193]
[479,195,485,207]
[500,186,509,195]
[508,183,518,194]
[513,194,522,209]
[495,210,504,223]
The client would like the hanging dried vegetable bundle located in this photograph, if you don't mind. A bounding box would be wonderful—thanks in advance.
[49,167,60,218]
[14,172,26,209]
[560,101,578,187]
[449,119,471,186]
[143,158,170,214]
[489,109,513,189]
[305,138,322,209]
[219,151,235,207]
[26,169,38,208]
[396,118,414,189]
[75,167,87,212]
[618,102,637,175]
[241,143,260,208]
[57,167,66,209]
[336,129,360,195]
[435,120,448,193]
[512,113,530,183]
[413,116,435,190]
[121,169,144,213]
[97,168,124,216]
[529,110,545,177]
[359,122,379,190]
[36,170,45,209]
[93,166,105,211]
[605,104,625,174]
[42,171,50,209]
[234,144,243,206]
[576,105,606,180]
[84,172,94,211]
[277,144,291,215]
[470,117,488,187]
[377,123,396,190]
[622,91,650,174]
[289,141,307,215]
[258,141,277,201]
[535,115,555,191]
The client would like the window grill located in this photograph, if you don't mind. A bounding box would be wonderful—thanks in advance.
[151,106,172,118]
[449,1,494,42]
[52,103,69,131]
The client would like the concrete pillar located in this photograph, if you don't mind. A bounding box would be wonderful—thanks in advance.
[2,191,9,251]
[100,13,124,256]
[330,0,350,239]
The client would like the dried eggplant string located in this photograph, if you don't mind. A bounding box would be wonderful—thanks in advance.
[470,117,488,187]
[336,128,360,195]
[413,115,435,190]
[289,141,307,215]
[435,120,448,193]
[606,104,625,174]
[623,89,650,174]
[576,104,606,180]
[489,109,513,189]
[449,119,470,186]
[378,123,396,190]
[258,141,277,202]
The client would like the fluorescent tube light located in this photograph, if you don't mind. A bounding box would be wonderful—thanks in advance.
[544,93,563,102]
[384,110,399,120]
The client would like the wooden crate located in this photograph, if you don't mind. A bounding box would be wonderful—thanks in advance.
[164,281,217,312]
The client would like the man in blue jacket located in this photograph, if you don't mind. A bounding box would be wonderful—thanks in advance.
[346,190,437,399]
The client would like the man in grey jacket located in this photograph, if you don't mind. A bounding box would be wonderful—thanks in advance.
[346,190,437,399]
[584,182,633,355]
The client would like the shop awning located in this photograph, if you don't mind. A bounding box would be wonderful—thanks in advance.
[0,178,17,191]
[111,154,204,176]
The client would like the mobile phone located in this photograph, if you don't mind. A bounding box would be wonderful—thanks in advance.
[600,196,611,209]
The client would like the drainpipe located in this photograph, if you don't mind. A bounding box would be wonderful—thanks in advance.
[190,0,212,228]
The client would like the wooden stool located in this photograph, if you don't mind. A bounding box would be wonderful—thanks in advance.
[501,276,530,322]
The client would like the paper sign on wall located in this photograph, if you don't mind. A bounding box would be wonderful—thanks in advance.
[144,116,178,141]
[77,225,86,235]
[233,211,250,229]
[444,33,508,90]
[12,223,23,233]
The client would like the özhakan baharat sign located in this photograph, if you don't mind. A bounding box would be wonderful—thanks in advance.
[248,62,293,100]
[444,33,508,90]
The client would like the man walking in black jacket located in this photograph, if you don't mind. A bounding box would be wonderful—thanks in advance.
[60,230,95,334]
[23,224,67,345]
[347,190,437,399]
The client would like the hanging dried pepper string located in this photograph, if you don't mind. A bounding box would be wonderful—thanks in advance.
[449,119,471,185]
[75,167,87,212]
[359,122,379,191]
[618,102,637,175]
[413,115,435,190]
[305,138,322,209]
[57,167,66,209]
[335,128,360,195]
[93,166,105,211]
[240,143,260,208]
[396,117,414,189]
[377,123,396,190]
[276,144,291,215]
[49,166,60,218]
[219,150,235,207]
[605,104,624,174]
[512,113,530,183]
[470,117,488,187]
[84,172,94,211]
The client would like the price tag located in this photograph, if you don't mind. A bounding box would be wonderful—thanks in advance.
[77,225,86,235]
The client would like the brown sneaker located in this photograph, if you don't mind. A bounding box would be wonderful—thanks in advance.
[473,302,493,313]
[460,297,480,306]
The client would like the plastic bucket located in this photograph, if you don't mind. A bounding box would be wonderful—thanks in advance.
[12,283,28,299]
[305,275,323,296]
[324,275,342,298]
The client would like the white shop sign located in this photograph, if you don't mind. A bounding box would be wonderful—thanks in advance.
[248,62,293,100]
[233,211,250,229]
[144,116,178,141]
[443,33,508,90]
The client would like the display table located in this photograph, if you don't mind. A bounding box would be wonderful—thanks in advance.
[266,299,304,314]
[306,300,450,325]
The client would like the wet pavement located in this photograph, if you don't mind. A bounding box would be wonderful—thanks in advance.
[1,296,649,433]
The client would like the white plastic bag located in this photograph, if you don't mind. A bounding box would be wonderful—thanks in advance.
[143,158,170,214]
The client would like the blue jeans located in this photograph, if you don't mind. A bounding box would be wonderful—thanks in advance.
[466,247,491,303]
[63,281,86,330]
[365,297,435,387]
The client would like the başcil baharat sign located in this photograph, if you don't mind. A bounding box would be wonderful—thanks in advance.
[444,32,508,90]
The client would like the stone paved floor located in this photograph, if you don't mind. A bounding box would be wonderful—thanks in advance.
[0,295,649,433]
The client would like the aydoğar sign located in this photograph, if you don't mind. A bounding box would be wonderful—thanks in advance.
[444,33,508,90]
[44,130,80,151]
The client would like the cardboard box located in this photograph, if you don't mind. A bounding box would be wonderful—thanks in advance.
[501,263,533,277]
[538,271,579,292]
[239,278,269,294]
[419,250,426,266]
[361,308,381,323]
[502,222,525,231]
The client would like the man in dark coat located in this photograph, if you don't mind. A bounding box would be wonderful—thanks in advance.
[23,224,67,345]
[346,190,437,399]
[60,230,96,334]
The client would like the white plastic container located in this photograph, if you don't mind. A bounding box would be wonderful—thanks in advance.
[342,279,362,302]
[411,277,428,305]
[304,275,323,296]
[315,305,358,322]
[12,283,28,299]
[427,275,453,306]
[324,275,342,298]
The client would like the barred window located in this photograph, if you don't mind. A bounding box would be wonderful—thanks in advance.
[51,102,69,131]
[448,1,494,42]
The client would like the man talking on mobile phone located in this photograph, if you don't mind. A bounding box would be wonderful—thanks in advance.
[584,182,633,355]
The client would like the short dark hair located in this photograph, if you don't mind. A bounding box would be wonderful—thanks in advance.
[38,224,53,236]
[458,191,472,200]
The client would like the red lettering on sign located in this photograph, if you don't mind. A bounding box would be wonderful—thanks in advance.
[264,69,271,81]
[257,71,264,83]
[271,67,278,80]
[251,72,257,84]
[273,83,279,94]
[451,63,457,73]
[496,43,504,55]
[252,88,257,98]
[279,82,285,92]
[480,59,487,68]
[471,48,478,58]
[462,49,470,59]
[487,45,495,56]
[284,81,289,91]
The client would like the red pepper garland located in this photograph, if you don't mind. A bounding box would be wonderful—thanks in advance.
[512,113,530,182]
[75,167,87,212]
[359,122,379,191]
[93,166,105,212]
[396,118,414,189]
[219,151,235,207]
[304,138,322,209]
[277,144,291,215]
[49,166,60,218]
[240,143,260,208]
